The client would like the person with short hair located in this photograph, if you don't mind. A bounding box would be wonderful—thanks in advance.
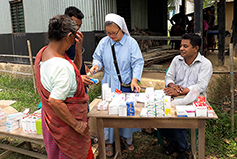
[34,15,93,159]
[161,33,213,159]
[65,6,93,87]
[91,13,144,157]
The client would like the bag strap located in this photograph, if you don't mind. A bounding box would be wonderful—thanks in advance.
[111,44,122,85]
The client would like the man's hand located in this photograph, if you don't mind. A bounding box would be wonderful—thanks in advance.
[85,64,90,74]
[75,31,84,54]
[168,83,184,93]
[163,87,181,96]
[81,75,93,86]
[131,78,140,92]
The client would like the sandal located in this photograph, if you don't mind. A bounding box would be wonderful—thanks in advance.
[106,144,114,157]
[121,139,134,151]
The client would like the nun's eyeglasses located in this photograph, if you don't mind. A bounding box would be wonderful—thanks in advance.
[106,28,120,36]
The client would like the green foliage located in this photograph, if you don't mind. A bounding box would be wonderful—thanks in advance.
[206,73,237,158]
[88,83,101,103]
[203,0,215,8]
[205,104,237,158]
[0,75,40,113]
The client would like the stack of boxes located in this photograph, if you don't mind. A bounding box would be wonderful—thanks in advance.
[155,92,165,117]
[21,110,42,134]
[193,96,214,117]
[141,88,171,117]
[175,96,214,117]
[6,112,23,132]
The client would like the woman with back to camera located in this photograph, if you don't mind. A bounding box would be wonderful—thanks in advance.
[34,15,93,159]
[91,13,144,157]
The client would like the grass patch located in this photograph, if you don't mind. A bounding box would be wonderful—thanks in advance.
[206,74,237,158]
[0,75,40,113]
[88,83,101,103]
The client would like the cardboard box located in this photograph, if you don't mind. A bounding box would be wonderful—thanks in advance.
[207,105,214,117]
[119,106,127,116]
[140,108,148,117]
[176,105,196,117]
[193,102,207,117]
[109,102,119,115]
[36,118,42,135]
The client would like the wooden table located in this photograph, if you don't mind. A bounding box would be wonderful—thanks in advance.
[0,106,46,159]
[88,99,218,159]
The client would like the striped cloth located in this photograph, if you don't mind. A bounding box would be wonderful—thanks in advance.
[35,46,93,159]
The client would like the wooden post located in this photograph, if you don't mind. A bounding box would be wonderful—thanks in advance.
[27,40,36,94]
[218,0,226,65]
[194,0,203,54]
[229,43,234,132]
[233,0,237,57]
[214,0,218,26]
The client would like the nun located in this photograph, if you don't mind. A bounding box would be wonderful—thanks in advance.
[91,13,144,157]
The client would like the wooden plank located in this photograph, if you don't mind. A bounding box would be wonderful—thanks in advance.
[0,141,26,158]
[132,36,182,41]
[114,128,122,159]
[191,128,197,158]
[97,118,106,159]
[198,120,206,159]
[102,118,200,129]
[0,143,47,159]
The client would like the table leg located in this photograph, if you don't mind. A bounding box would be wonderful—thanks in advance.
[198,120,206,159]
[114,128,122,159]
[191,128,196,159]
[97,118,106,159]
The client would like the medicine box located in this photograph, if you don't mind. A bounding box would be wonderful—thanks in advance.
[140,108,148,117]
[176,105,196,117]
[109,102,119,115]
[193,102,207,117]
[207,105,213,117]
[119,106,127,116]
[36,118,42,135]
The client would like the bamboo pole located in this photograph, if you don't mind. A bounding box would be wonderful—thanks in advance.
[27,40,36,94]
[229,43,234,132]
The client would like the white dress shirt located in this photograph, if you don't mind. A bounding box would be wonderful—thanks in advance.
[165,52,213,96]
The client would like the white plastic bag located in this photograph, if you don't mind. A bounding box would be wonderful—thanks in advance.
[172,87,201,105]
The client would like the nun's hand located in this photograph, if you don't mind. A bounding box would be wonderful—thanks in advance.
[131,78,140,93]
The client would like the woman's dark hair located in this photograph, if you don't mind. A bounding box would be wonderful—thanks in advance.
[105,21,121,29]
[182,33,201,48]
[48,15,77,41]
[64,6,84,19]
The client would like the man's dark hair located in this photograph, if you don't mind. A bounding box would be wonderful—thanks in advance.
[64,6,84,19]
[182,33,201,48]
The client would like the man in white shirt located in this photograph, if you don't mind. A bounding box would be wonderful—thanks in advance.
[161,33,213,159]
[164,33,213,97]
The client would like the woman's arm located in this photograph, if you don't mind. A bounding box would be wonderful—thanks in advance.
[48,97,89,136]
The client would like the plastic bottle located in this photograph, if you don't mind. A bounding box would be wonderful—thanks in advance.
[90,78,99,84]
